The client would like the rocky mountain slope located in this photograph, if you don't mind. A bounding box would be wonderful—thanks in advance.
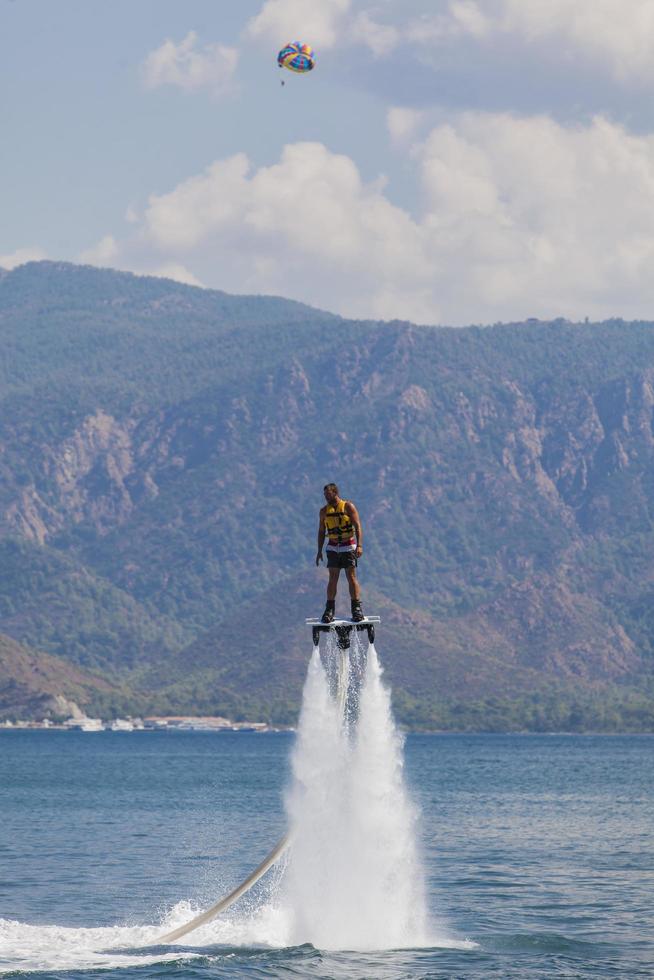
[1,261,654,728]
[0,630,119,720]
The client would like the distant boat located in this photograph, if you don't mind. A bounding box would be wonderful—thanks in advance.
[65,717,104,732]
[110,718,134,732]
[80,719,104,732]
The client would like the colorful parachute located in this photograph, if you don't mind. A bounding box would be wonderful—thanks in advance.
[277,41,315,74]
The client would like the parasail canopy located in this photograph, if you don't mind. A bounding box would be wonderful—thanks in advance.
[277,41,315,74]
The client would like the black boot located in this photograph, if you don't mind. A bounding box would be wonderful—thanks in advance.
[321,600,335,624]
[351,599,364,623]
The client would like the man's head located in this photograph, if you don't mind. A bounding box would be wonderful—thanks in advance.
[323,483,339,505]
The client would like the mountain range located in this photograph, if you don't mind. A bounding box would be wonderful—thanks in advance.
[1,261,653,730]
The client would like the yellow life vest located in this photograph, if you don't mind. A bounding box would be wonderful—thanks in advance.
[324,499,355,548]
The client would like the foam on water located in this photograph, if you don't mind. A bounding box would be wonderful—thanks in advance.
[0,900,293,973]
[0,914,192,973]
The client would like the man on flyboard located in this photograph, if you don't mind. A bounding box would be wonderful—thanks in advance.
[316,483,364,624]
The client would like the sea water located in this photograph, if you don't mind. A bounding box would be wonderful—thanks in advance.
[0,724,652,976]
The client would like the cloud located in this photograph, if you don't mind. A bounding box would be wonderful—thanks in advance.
[446,0,491,38]
[414,112,654,318]
[497,0,654,84]
[77,235,119,266]
[141,141,432,322]
[143,31,239,96]
[246,0,478,58]
[150,263,204,287]
[404,0,654,85]
[350,11,400,57]
[246,0,351,49]
[74,246,204,290]
[405,1,491,44]
[144,154,252,250]
[387,107,425,144]
[0,246,47,270]
[98,113,654,325]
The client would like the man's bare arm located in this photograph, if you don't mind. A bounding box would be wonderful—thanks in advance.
[316,507,326,565]
[345,501,363,555]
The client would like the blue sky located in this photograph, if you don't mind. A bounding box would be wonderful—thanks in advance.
[3,0,654,325]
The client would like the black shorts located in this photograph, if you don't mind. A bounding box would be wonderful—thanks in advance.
[326,549,357,569]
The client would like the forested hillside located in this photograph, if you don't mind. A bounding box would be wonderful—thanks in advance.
[2,261,654,730]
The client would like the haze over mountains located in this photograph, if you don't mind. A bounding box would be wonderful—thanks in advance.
[1,261,653,729]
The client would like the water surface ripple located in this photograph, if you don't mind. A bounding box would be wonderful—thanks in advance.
[0,731,651,978]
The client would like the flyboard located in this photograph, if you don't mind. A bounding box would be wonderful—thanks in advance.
[306,616,380,650]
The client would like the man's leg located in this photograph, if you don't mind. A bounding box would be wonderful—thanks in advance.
[346,566,364,621]
[327,567,341,600]
[345,567,361,600]
[322,567,340,623]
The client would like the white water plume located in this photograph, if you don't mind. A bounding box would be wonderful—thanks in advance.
[281,642,429,950]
